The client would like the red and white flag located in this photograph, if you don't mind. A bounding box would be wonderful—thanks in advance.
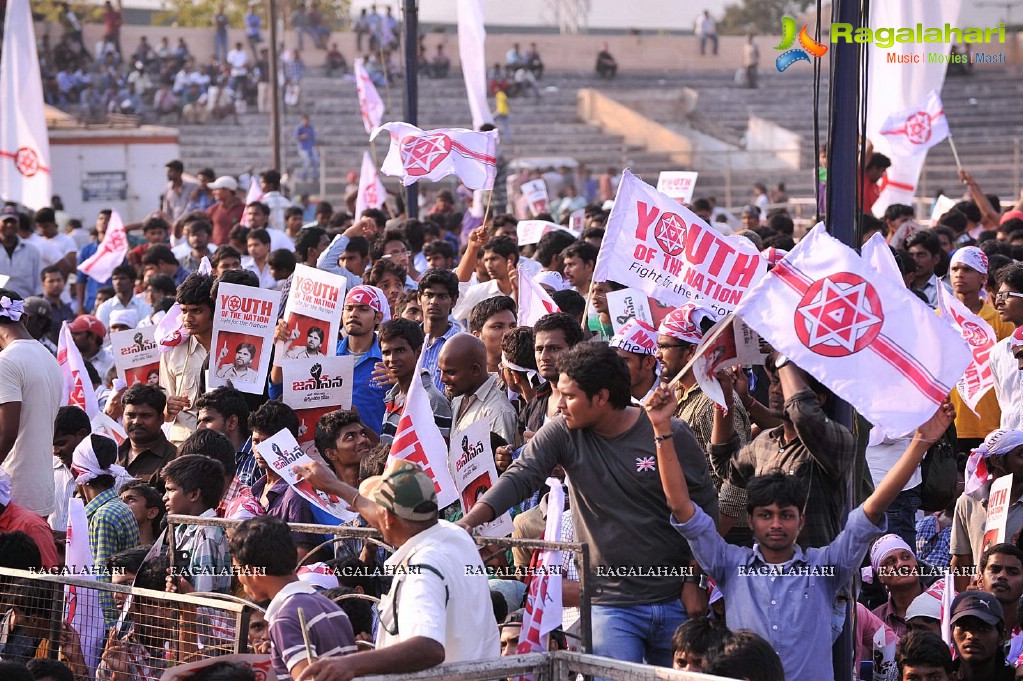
[0,0,52,209]
[516,476,564,658]
[594,170,767,315]
[518,264,560,327]
[734,224,971,437]
[388,354,458,508]
[935,283,996,415]
[878,90,950,157]
[57,322,99,418]
[371,122,498,190]
[355,151,386,221]
[65,498,105,673]
[860,232,904,285]
[78,210,128,283]
[354,58,385,134]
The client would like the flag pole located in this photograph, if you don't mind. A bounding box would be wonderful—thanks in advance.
[947,135,963,172]
[662,314,735,392]
[401,0,419,219]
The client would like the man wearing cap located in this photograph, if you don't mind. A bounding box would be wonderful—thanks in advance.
[293,459,501,681]
[206,175,244,246]
[108,309,139,334]
[905,592,942,636]
[658,304,752,540]
[948,590,1015,680]
[95,263,151,331]
[947,246,1015,450]
[610,318,659,404]
[162,160,198,224]
[69,314,115,379]
[0,207,42,298]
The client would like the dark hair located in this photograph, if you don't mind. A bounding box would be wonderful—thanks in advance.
[296,226,326,262]
[866,152,892,171]
[344,236,370,258]
[551,289,586,320]
[234,342,257,359]
[703,630,785,681]
[146,273,177,297]
[260,170,281,188]
[327,555,380,597]
[998,218,1023,236]
[0,661,34,681]
[188,661,257,681]
[321,586,375,639]
[883,203,914,222]
[937,209,968,235]
[111,264,138,281]
[400,218,427,253]
[175,273,215,310]
[556,342,631,409]
[982,542,1023,571]
[483,236,519,265]
[468,295,516,334]
[895,631,953,676]
[195,386,252,431]
[248,228,271,246]
[26,658,75,681]
[284,206,304,220]
[536,231,576,267]
[315,201,333,217]
[692,198,712,213]
[0,531,42,569]
[133,550,170,591]
[491,213,518,231]
[378,317,425,353]
[213,269,260,292]
[118,483,165,536]
[107,545,153,576]
[313,409,363,459]
[763,234,796,252]
[54,405,91,438]
[229,516,297,576]
[905,230,941,257]
[423,239,455,263]
[500,327,536,371]
[418,268,460,300]
[746,471,807,515]
[534,312,585,347]
[580,226,605,243]
[997,262,1023,292]
[142,215,171,233]
[366,258,407,289]
[186,219,212,236]
[248,400,299,438]
[394,290,421,318]
[561,241,598,265]
[671,617,731,660]
[211,245,241,268]
[178,429,236,481]
[371,229,409,261]
[953,200,982,225]
[161,455,226,509]
[361,207,387,230]
[766,212,795,236]
[228,225,250,246]
[121,383,167,414]
[40,264,66,282]
[267,249,297,276]
[141,244,178,267]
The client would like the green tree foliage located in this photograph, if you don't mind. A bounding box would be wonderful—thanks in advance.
[718,0,816,35]
[152,0,352,30]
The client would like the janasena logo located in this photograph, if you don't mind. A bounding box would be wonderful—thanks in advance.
[775,16,829,72]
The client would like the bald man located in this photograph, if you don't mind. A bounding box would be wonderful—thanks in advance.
[439,333,519,447]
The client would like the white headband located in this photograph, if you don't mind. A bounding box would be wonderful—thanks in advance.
[0,296,24,322]
[71,435,128,486]
[501,354,541,387]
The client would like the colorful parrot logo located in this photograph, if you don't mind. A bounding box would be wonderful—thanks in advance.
[775,16,828,72]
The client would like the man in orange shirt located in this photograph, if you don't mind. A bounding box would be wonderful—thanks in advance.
[206,176,245,246]
[0,467,59,568]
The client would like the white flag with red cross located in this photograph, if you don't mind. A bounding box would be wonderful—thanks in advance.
[387,354,458,508]
[78,210,128,284]
[355,151,386,221]
[371,122,498,190]
[57,322,100,418]
[878,90,950,157]
[354,59,385,134]
[935,282,996,415]
[517,263,560,327]
[734,224,971,437]
[0,0,52,209]
[516,476,564,659]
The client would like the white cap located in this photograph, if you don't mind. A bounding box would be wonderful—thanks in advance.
[905,592,942,622]
[209,175,239,191]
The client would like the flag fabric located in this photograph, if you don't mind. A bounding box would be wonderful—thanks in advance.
[354,58,385,134]
[865,0,961,216]
[516,477,564,657]
[517,263,560,327]
[935,283,996,415]
[371,122,498,190]
[457,0,495,130]
[878,90,950,156]
[239,177,263,226]
[734,224,971,437]
[58,322,100,417]
[154,302,188,353]
[388,354,458,508]
[65,498,106,674]
[594,170,767,314]
[78,210,128,284]
[0,0,52,209]
[860,232,904,285]
[355,151,386,220]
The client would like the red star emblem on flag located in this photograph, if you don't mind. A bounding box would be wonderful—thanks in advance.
[399,133,452,176]
[794,273,884,357]
[654,212,686,257]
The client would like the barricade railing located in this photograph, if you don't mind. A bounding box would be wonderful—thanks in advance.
[165,513,593,653]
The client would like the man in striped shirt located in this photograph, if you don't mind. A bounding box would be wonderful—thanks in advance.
[231,516,357,680]
[378,318,451,445]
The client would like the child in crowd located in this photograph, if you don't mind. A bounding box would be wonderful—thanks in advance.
[162,455,231,594]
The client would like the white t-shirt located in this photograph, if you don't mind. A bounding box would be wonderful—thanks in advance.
[0,339,63,515]
[26,233,69,269]
[452,279,504,325]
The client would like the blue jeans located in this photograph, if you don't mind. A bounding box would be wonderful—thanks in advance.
[591,598,686,668]
[885,485,921,549]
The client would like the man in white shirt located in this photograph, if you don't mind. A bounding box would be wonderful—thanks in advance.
[243,228,278,289]
[30,208,77,275]
[259,169,295,231]
[0,207,42,298]
[696,10,718,55]
[226,41,249,84]
[992,264,1023,429]
[245,203,294,253]
[95,263,152,329]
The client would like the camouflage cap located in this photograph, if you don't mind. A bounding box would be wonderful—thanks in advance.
[358,459,438,522]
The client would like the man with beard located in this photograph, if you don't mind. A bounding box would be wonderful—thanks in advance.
[977,543,1023,652]
[438,333,517,447]
[285,325,325,359]
[216,341,259,383]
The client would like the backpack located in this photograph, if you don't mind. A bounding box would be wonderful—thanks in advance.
[918,423,958,513]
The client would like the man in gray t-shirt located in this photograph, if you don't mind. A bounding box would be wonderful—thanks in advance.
[459,343,718,668]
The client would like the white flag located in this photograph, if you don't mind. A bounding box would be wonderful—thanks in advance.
[517,264,560,327]
[354,58,385,134]
[935,283,997,414]
[516,477,564,655]
[78,210,128,284]
[387,355,458,508]
[239,177,263,226]
[355,151,386,221]
[0,0,52,209]
[64,498,105,674]
[371,122,498,190]
[457,0,495,130]
[734,224,970,436]
[57,322,99,418]
[594,170,767,316]
[860,232,904,285]
[878,90,950,156]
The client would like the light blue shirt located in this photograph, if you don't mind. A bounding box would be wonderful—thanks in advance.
[672,505,884,681]
[419,321,461,392]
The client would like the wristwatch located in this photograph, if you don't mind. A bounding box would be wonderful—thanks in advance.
[774,354,791,369]
[682,574,709,589]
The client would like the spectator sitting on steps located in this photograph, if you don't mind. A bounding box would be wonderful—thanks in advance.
[595,43,617,79]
